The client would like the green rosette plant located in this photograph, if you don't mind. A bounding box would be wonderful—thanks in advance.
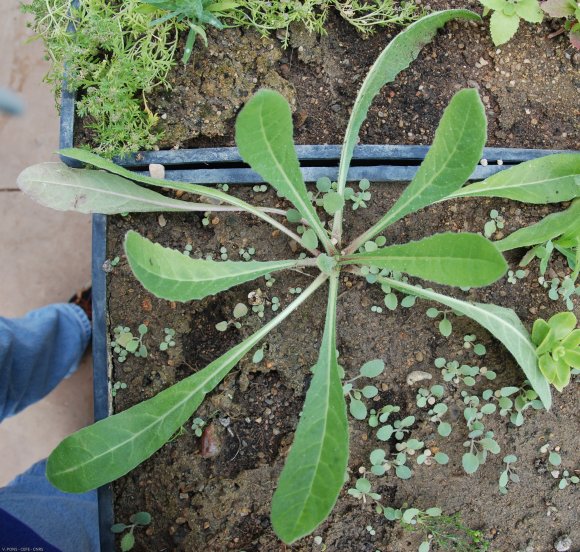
[532,312,580,391]
[17,9,580,544]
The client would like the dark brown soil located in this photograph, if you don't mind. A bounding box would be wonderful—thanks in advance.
[149,6,579,152]
[107,185,579,552]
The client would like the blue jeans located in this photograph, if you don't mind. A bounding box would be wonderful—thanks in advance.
[0,304,99,551]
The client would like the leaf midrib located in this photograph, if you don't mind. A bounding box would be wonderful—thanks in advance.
[131,249,297,286]
[452,173,579,197]
[27,176,201,211]
[384,99,475,225]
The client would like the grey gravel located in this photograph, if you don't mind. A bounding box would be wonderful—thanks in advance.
[554,535,572,551]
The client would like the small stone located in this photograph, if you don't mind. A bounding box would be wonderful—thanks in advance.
[149,163,165,180]
[554,536,572,551]
[158,214,167,227]
[415,351,424,362]
[406,370,433,386]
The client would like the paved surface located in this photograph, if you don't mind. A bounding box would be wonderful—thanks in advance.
[0,2,93,485]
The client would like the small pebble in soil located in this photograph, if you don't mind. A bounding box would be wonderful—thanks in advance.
[406,370,432,386]
[148,163,165,180]
[554,535,572,551]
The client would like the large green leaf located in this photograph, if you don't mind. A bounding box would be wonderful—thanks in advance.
[346,88,486,252]
[271,274,348,543]
[234,90,331,252]
[17,163,214,214]
[495,200,580,252]
[343,233,507,287]
[333,9,482,240]
[125,231,307,301]
[47,273,329,493]
[378,276,551,409]
[56,148,311,250]
[447,153,580,203]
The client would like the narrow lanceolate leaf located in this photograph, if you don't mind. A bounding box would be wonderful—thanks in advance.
[235,90,331,252]
[343,233,507,287]
[56,148,308,249]
[17,163,216,214]
[271,274,348,544]
[447,153,580,203]
[348,88,486,251]
[46,273,329,493]
[377,276,551,409]
[125,231,304,301]
[333,9,481,239]
[495,200,580,252]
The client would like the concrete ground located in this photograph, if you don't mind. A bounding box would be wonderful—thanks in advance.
[0,2,93,485]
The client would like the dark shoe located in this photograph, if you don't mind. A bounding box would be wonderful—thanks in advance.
[69,287,92,322]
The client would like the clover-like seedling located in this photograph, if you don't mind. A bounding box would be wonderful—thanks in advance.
[159,327,176,351]
[369,449,413,480]
[347,477,381,503]
[463,334,487,356]
[499,454,519,494]
[111,511,152,552]
[343,359,385,420]
[507,269,527,284]
[112,381,128,397]
[462,428,501,474]
[532,312,580,391]
[24,10,579,545]
[483,208,505,238]
[111,324,148,362]
[557,469,580,489]
[426,307,454,337]
[417,449,450,466]
[416,384,445,408]
[191,417,206,437]
[215,302,249,332]
[482,383,543,426]
[367,404,400,428]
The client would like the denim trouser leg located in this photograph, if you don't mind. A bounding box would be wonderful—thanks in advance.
[0,303,91,421]
[0,304,99,551]
[0,460,99,552]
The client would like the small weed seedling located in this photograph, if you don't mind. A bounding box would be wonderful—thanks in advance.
[111,511,152,551]
[479,0,543,45]
[191,416,206,437]
[215,303,248,331]
[556,469,580,489]
[111,324,148,362]
[112,381,128,397]
[141,0,231,63]
[531,312,580,391]
[498,454,519,494]
[426,307,457,337]
[382,507,489,551]
[482,383,543,426]
[343,359,385,420]
[19,10,580,545]
[159,327,177,351]
[483,209,505,238]
[463,334,487,356]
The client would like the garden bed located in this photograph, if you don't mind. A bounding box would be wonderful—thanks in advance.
[141,6,578,154]
[105,183,579,551]
[60,2,580,550]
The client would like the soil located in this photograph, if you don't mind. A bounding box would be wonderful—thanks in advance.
[107,185,580,552]
[148,5,580,153]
